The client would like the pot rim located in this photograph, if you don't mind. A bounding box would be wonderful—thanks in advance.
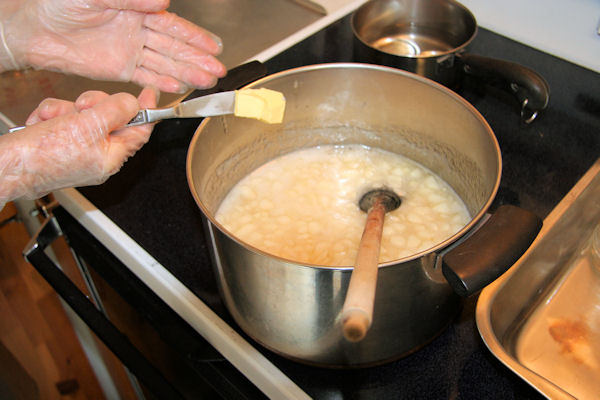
[186,62,501,270]
[351,0,479,60]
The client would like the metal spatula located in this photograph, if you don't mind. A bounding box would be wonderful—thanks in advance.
[125,91,236,127]
[9,91,237,133]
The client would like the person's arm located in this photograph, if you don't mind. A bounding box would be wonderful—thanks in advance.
[0,87,157,210]
[0,0,226,92]
[0,0,20,73]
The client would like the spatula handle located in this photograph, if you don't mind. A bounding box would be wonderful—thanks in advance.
[125,107,178,127]
[341,200,386,342]
[8,106,177,131]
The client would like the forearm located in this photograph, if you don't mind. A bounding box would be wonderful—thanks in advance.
[0,3,43,73]
[0,133,29,209]
[0,10,19,72]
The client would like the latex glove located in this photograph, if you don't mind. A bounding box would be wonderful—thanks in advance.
[0,0,226,93]
[0,87,157,210]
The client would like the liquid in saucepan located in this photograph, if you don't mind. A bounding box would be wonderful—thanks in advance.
[216,144,470,266]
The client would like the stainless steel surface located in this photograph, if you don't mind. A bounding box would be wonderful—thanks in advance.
[0,110,14,134]
[0,0,322,125]
[350,0,550,122]
[351,0,476,87]
[358,189,401,213]
[477,159,600,400]
[352,0,476,58]
[290,0,328,15]
[187,63,503,366]
[126,91,236,127]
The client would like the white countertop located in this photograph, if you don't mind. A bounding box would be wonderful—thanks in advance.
[458,0,600,73]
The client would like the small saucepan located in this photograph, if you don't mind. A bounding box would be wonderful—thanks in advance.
[351,0,550,123]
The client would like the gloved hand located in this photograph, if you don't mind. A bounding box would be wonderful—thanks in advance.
[0,0,226,93]
[0,87,157,210]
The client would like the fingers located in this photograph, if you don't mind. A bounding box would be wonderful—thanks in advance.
[25,90,142,131]
[137,11,226,92]
[26,91,116,126]
[144,29,224,74]
[101,0,170,13]
[144,11,224,56]
[132,66,191,94]
[75,90,111,111]
[85,92,141,134]
[26,98,77,125]
[135,48,222,92]
[104,87,158,175]
[136,86,159,109]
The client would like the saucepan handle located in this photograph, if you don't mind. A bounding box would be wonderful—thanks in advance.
[459,53,550,124]
[442,204,542,297]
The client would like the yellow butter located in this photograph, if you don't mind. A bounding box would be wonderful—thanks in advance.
[234,88,286,124]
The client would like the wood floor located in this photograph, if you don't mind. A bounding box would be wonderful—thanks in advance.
[0,202,106,400]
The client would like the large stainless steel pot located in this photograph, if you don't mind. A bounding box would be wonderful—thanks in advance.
[351,0,550,123]
[186,63,541,367]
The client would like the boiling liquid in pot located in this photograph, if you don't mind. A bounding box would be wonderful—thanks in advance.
[216,144,470,266]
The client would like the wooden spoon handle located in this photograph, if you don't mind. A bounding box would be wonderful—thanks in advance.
[341,199,387,342]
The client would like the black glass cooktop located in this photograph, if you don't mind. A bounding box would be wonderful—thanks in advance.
[77,13,600,400]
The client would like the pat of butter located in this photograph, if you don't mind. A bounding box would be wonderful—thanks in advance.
[234,88,286,124]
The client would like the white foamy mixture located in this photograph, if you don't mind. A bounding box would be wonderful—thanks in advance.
[216,145,471,266]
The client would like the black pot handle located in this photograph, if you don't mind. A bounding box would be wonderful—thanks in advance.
[459,53,550,124]
[442,204,542,297]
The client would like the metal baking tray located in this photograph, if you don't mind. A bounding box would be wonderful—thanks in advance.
[477,159,600,400]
